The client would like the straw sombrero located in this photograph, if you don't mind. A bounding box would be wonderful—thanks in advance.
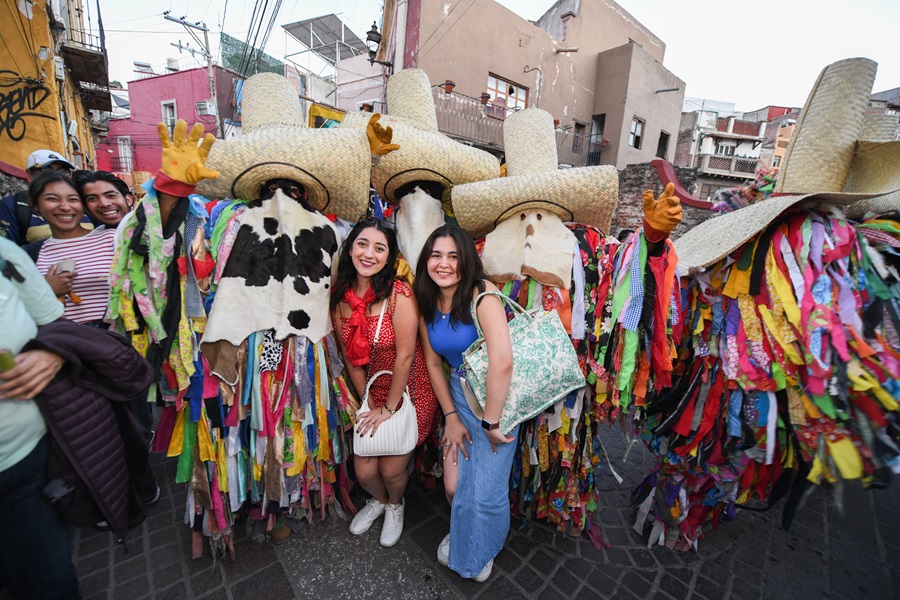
[196,72,370,220]
[676,57,900,272]
[452,108,619,239]
[340,69,499,204]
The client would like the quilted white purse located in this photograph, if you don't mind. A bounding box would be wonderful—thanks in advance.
[352,301,418,456]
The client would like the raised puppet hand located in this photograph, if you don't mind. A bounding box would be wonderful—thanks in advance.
[642,182,683,243]
[155,120,219,197]
[366,114,400,157]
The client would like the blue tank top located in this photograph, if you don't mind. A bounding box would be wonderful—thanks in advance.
[426,310,479,369]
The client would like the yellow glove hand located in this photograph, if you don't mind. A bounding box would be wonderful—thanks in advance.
[642,182,682,243]
[155,120,219,196]
[394,255,414,286]
[366,114,400,157]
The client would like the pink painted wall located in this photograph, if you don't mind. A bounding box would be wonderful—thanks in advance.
[100,67,234,175]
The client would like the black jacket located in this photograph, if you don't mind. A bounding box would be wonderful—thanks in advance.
[25,319,157,540]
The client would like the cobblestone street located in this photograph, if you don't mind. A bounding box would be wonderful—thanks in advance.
[62,424,900,600]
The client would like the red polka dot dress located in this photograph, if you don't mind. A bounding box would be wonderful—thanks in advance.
[339,280,439,446]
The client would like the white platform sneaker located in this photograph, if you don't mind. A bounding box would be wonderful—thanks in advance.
[380,498,405,547]
[349,498,386,535]
[473,559,493,583]
[437,533,450,566]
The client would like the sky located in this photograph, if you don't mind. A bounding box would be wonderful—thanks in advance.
[97,0,900,113]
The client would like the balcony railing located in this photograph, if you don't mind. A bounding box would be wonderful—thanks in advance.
[60,29,109,87]
[697,153,758,178]
[431,87,504,148]
[430,88,593,167]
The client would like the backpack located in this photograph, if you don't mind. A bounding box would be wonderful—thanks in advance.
[14,189,32,240]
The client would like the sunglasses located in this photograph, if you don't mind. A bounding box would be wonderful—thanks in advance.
[356,215,396,230]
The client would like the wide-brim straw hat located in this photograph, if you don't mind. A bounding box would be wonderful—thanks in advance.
[196,73,370,219]
[676,57,900,271]
[847,190,900,219]
[453,108,619,239]
[340,69,499,204]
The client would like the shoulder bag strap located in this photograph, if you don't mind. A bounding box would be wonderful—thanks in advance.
[469,289,528,339]
[373,299,387,345]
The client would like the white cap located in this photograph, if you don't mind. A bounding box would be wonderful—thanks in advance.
[26,149,75,171]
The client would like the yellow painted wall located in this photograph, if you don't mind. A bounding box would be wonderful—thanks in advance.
[0,0,97,170]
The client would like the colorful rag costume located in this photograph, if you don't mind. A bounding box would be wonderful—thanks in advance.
[628,57,900,551]
[151,72,372,557]
[452,108,682,544]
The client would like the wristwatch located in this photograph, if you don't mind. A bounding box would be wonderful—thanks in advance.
[481,418,500,431]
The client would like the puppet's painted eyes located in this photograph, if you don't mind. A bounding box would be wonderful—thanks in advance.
[520,213,526,220]
[536,213,543,220]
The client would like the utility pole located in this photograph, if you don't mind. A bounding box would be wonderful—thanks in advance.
[164,12,222,138]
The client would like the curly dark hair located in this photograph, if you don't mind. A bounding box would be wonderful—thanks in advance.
[330,218,399,312]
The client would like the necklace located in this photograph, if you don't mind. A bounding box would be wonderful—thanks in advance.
[438,299,450,319]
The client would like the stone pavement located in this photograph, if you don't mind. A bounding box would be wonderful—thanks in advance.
[65,424,900,600]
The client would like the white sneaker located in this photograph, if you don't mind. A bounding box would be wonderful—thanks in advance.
[473,559,493,583]
[380,498,405,547]
[349,498,386,535]
[437,533,450,566]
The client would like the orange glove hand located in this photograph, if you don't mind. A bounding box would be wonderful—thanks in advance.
[642,182,682,243]
[155,120,219,196]
[366,114,400,156]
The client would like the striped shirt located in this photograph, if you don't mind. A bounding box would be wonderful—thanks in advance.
[35,228,117,323]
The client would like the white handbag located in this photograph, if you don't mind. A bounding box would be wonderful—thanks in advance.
[352,300,419,457]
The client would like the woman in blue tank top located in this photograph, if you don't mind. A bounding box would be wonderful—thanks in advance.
[414,225,518,583]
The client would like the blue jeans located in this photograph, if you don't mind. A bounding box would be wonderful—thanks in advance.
[0,436,81,600]
[448,372,519,578]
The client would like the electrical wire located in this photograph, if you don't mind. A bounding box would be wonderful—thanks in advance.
[418,0,479,62]
[414,0,465,61]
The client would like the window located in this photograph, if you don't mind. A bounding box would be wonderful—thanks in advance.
[161,100,177,136]
[560,11,575,44]
[629,117,644,149]
[587,114,605,166]
[773,155,782,168]
[656,130,670,159]
[572,122,586,153]
[486,74,528,119]
[117,136,133,172]
[715,144,734,156]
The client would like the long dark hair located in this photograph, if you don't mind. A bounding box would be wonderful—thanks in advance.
[330,219,399,311]
[413,225,486,326]
[28,171,79,209]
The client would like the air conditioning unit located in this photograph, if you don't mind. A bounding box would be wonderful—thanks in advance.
[195,100,217,116]
[54,56,65,81]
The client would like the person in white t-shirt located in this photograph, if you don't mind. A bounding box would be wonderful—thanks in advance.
[0,237,81,599]
[24,171,117,326]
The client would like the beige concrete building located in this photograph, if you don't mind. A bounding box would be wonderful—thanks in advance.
[338,0,685,169]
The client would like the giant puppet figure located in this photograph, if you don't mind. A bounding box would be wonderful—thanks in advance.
[144,72,376,557]
[630,57,900,551]
[341,69,501,272]
[450,108,684,536]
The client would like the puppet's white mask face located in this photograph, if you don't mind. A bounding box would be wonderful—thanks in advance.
[482,208,577,289]
[395,186,445,273]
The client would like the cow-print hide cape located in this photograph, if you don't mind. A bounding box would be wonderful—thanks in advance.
[203,189,339,346]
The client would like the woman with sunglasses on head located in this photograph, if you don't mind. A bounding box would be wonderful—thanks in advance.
[413,224,516,583]
[24,171,117,327]
[331,217,439,547]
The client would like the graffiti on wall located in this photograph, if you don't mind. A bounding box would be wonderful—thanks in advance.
[0,70,54,141]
